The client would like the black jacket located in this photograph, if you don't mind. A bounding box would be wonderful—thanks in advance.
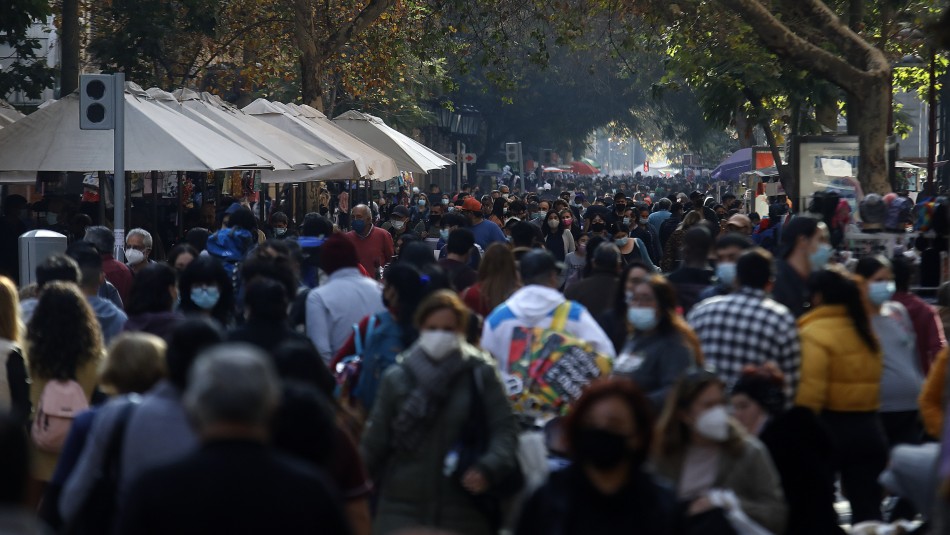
[517,464,681,535]
[117,439,350,535]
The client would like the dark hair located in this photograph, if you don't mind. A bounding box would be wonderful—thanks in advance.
[126,263,177,315]
[0,412,28,504]
[178,256,235,326]
[541,209,564,237]
[891,255,912,292]
[302,213,334,237]
[715,233,753,251]
[66,242,103,289]
[447,228,476,256]
[682,226,713,263]
[244,277,288,320]
[732,365,786,416]
[441,212,469,229]
[35,254,80,288]
[184,227,211,252]
[168,244,198,269]
[228,206,258,233]
[83,226,114,255]
[564,378,654,459]
[779,217,819,259]
[166,317,224,390]
[492,197,507,218]
[809,267,880,352]
[27,281,102,380]
[272,382,338,468]
[399,241,437,269]
[271,211,289,225]
[854,255,891,280]
[240,246,299,301]
[385,263,433,347]
[511,221,540,248]
[583,236,609,278]
[273,340,335,399]
[737,248,774,289]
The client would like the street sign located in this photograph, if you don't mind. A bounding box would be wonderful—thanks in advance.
[463,153,477,164]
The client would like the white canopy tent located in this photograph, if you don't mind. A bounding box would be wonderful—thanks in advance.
[0,90,272,177]
[332,110,452,174]
[145,87,346,174]
[0,100,25,128]
[243,99,399,183]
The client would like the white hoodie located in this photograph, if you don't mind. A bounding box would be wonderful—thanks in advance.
[481,285,616,374]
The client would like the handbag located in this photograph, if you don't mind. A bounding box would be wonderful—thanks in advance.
[453,366,525,529]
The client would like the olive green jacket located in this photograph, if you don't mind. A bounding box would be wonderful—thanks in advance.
[361,343,519,535]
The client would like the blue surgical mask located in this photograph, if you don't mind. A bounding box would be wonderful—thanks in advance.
[627,306,658,331]
[868,281,896,306]
[352,219,367,234]
[191,286,220,310]
[715,262,737,286]
[418,199,426,207]
[615,237,629,247]
[809,243,832,270]
[440,228,450,241]
[622,217,631,226]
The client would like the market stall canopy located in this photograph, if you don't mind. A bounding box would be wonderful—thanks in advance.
[895,161,920,169]
[147,87,344,173]
[570,161,599,175]
[710,148,753,181]
[287,103,400,180]
[0,100,25,128]
[333,110,452,174]
[243,99,398,182]
[0,89,272,173]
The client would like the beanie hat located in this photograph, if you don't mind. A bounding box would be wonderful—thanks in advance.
[732,373,785,416]
[319,234,359,274]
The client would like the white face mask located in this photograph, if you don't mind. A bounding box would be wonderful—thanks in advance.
[547,219,560,229]
[694,405,730,442]
[125,248,146,265]
[418,330,461,361]
[392,220,405,231]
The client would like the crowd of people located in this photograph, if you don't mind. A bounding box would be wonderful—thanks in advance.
[0,172,949,534]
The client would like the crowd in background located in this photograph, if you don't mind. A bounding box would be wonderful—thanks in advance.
[0,171,949,534]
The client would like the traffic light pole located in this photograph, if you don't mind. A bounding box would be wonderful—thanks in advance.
[113,72,125,260]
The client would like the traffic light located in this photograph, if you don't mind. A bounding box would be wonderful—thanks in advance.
[80,74,116,130]
[505,143,519,163]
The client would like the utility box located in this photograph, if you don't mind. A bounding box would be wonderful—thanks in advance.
[18,230,67,288]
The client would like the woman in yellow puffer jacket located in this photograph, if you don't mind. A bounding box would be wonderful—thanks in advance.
[795,266,887,524]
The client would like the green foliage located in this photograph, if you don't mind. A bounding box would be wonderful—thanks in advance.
[0,0,55,99]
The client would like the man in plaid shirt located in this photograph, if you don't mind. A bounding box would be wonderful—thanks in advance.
[687,248,801,401]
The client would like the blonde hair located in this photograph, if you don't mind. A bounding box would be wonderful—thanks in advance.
[99,332,167,395]
[0,276,21,343]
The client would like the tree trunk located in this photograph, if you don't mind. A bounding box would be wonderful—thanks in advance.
[734,105,755,148]
[60,0,81,95]
[292,0,324,111]
[854,78,891,195]
[844,0,864,135]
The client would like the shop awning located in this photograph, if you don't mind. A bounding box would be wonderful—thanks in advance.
[711,148,753,181]
[0,89,272,173]
[333,110,452,174]
[243,99,399,182]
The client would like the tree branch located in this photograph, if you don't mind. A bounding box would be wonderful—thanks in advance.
[778,0,879,69]
[717,0,873,91]
[321,0,395,58]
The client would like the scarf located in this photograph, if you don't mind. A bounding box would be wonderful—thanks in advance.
[390,345,466,451]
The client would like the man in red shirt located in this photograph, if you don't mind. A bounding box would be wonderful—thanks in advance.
[84,225,134,306]
[346,204,393,279]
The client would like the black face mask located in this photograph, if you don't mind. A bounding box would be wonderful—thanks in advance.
[590,223,606,232]
[573,428,640,471]
[615,204,627,213]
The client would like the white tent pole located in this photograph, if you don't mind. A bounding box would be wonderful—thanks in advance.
[113,73,126,260]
